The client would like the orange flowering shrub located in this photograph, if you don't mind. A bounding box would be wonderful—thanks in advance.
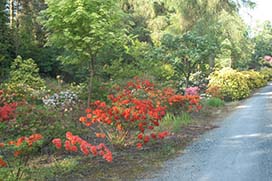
[79,77,202,149]
[0,133,43,168]
[162,88,202,113]
[205,86,224,99]
[0,157,7,167]
[52,132,112,162]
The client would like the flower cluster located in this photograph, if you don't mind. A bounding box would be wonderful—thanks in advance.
[0,142,7,167]
[0,90,17,122]
[205,86,223,99]
[7,134,43,157]
[52,132,112,162]
[185,86,200,96]
[0,157,7,167]
[136,131,169,149]
[8,134,43,147]
[0,103,17,122]
[264,55,272,63]
[150,87,202,113]
[167,94,202,112]
[42,91,78,109]
[80,78,170,148]
[80,78,202,150]
[0,134,43,167]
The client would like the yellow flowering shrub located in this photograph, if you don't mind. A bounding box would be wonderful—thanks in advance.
[208,68,250,100]
[242,70,267,89]
[259,68,272,81]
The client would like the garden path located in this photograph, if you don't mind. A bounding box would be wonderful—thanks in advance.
[143,83,272,181]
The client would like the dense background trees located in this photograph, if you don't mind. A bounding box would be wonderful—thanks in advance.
[0,0,271,97]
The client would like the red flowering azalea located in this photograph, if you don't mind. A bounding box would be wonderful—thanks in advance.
[52,132,112,162]
[78,78,202,150]
[52,138,62,149]
[137,133,143,140]
[136,143,143,149]
[151,133,157,139]
[0,157,7,167]
[143,135,150,143]
[7,134,43,157]
[0,102,17,122]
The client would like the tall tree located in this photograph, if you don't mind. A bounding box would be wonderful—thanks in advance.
[0,0,9,58]
[251,21,272,69]
[165,0,254,69]
[42,0,126,105]
[159,32,212,88]
[0,0,13,80]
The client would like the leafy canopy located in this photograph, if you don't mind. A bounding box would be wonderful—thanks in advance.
[42,0,124,64]
[159,32,213,86]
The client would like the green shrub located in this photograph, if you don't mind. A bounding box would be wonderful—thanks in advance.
[259,67,272,81]
[242,70,267,89]
[208,68,250,100]
[0,102,82,141]
[4,56,46,102]
[204,97,225,107]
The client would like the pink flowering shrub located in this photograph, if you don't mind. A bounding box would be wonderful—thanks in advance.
[264,55,272,63]
[185,87,200,96]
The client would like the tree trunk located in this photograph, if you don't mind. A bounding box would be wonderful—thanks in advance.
[87,56,95,107]
[185,74,190,88]
[209,53,215,72]
[9,0,14,28]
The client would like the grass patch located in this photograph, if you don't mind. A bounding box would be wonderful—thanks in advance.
[204,97,225,107]
[159,113,191,133]
[25,156,80,180]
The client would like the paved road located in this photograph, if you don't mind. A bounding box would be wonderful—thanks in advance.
[143,83,272,181]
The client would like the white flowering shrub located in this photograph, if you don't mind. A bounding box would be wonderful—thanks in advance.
[43,91,79,110]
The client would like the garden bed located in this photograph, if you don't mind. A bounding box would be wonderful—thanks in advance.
[29,101,239,180]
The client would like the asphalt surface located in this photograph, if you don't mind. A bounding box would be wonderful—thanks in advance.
[143,83,272,181]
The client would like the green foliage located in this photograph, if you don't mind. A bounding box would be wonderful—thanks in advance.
[42,0,125,63]
[189,71,209,91]
[9,56,44,88]
[204,97,224,107]
[103,40,174,82]
[0,102,81,141]
[104,59,141,80]
[159,32,212,87]
[5,56,45,101]
[242,70,267,89]
[26,157,79,180]
[0,0,13,81]
[208,68,250,100]
[158,113,191,133]
[251,21,272,69]
[42,0,127,101]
